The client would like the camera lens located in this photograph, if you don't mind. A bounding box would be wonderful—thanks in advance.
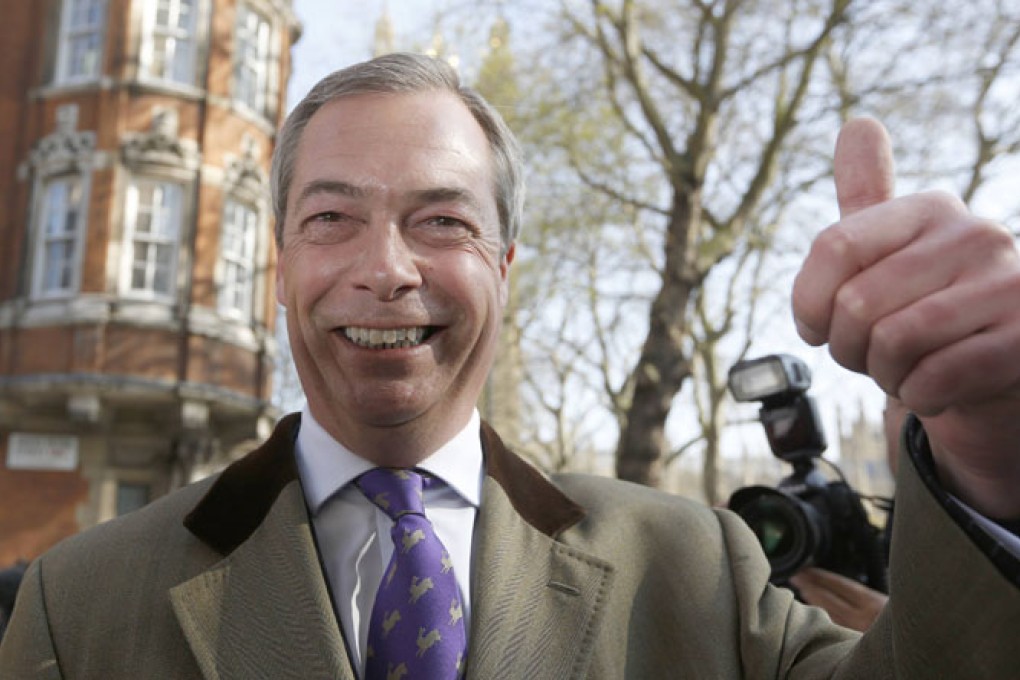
[749,508,796,558]
[728,486,826,582]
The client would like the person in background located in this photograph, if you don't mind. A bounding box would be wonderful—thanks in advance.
[0,562,27,643]
[791,396,910,632]
[1,53,1018,679]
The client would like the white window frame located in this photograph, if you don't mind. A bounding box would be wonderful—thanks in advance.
[56,0,107,83]
[121,179,183,300]
[233,4,272,115]
[139,0,199,85]
[31,175,89,299]
[218,198,259,319]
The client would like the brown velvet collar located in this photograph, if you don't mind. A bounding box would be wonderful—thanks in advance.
[184,413,586,556]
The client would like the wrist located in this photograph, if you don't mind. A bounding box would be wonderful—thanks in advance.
[931,459,1020,521]
[927,436,1020,522]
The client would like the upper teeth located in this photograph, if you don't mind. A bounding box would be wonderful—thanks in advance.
[344,327,427,349]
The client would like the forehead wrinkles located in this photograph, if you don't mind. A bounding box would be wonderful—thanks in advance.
[306,92,483,155]
[291,98,497,214]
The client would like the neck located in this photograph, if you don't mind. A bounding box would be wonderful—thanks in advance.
[306,401,475,468]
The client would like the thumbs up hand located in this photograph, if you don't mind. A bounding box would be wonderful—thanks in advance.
[792,118,1020,520]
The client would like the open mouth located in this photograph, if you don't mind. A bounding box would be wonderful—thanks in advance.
[342,326,437,349]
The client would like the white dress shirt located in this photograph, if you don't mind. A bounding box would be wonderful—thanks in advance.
[294,405,483,676]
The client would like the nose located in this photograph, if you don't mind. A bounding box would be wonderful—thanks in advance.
[351,221,422,300]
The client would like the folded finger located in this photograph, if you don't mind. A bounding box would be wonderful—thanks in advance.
[898,318,1020,416]
[866,266,1020,401]
[792,192,965,348]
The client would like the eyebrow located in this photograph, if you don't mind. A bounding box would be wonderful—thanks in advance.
[295,181,485,214]
[409,187,484,213]
[295,179,365,207]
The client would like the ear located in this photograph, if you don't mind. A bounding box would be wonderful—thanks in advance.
[275,253,287,307]
[498,242,515,306]
[502,242,516,276]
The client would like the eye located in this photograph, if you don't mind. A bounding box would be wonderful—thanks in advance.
[310,211,344,222]
[299,210,359,244]
[424,215,470,229]
[419,215,481,240]
[413,211,492,249]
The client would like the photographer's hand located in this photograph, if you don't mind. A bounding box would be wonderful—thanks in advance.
[791,117,1020,522]
[789,567,888,633]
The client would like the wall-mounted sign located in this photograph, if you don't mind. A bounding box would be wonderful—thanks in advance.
[6,433,80,471]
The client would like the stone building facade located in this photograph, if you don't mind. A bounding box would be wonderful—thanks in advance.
[0,0,299,566]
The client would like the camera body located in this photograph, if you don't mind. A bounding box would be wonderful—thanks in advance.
[726,354,888,592]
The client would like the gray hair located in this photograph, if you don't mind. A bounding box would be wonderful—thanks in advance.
[270,52,524,255]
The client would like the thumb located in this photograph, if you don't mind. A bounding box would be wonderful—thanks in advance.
[834,117,895,218]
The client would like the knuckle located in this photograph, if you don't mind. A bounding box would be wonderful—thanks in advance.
[811,223,855,262]
[919,295,956,328]
[833,281,870,326]
[828,333,866,373]
[969,217,1018,252]
[868,318,918,392]
[915,189,967,220]
[870,315,916,366]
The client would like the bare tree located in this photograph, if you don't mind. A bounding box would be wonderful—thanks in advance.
[529,0,850,486]
[505,0,1020,491]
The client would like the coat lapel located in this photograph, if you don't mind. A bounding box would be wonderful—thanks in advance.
[168,416,614,679]
[468,425,615,680]
[169,415,356,680]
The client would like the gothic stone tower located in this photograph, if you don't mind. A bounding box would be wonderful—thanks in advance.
[0,0,299,565]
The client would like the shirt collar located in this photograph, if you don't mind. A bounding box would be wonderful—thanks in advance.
[294,405,484,515]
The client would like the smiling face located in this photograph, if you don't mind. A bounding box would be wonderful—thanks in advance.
[276,91,513,465]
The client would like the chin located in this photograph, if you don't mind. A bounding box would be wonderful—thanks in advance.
[346,389,432,427]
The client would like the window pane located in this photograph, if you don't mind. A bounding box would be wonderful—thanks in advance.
[219,199,257,315]
[43,183,68,236]
[127,180,181,295]
[135,209,153,235]
[154,185,181,238]
[116,482,150,516]
[37,177,84,295]
[148,0,195,84]
[135,183,155,233]
[68,35,101,79]
[171,38,191,83]
[59,258,74,290]
[155,242,175,268]
[151,35,169,78]
[155,0,171,26]
[43,242,74,291]
[234,5,270,112]
[131,243,151,290]
[225,225,238,253]
[62,180,82,235]
[61,0,106,81]
[86,0,105,26]
[176,0,192,30]
[153,260,173,294]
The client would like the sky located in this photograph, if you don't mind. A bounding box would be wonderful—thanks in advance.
[288,0,450,110]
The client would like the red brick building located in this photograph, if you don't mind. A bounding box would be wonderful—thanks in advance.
[0,0,300,566]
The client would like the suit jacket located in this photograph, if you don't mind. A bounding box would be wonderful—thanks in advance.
[1,413,1017,678]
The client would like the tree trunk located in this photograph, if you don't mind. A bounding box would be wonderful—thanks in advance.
[615,191,698,486]
[701,397,724,505]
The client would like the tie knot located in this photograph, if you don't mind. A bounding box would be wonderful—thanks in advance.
[356,468,425,520]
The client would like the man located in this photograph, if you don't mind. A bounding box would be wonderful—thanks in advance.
[1,52,1018,679]
[791,396,907,632]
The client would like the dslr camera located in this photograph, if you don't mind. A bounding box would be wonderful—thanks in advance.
[726,354,888,592]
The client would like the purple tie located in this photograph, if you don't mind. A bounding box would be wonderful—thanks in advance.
[356,468,467,680]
